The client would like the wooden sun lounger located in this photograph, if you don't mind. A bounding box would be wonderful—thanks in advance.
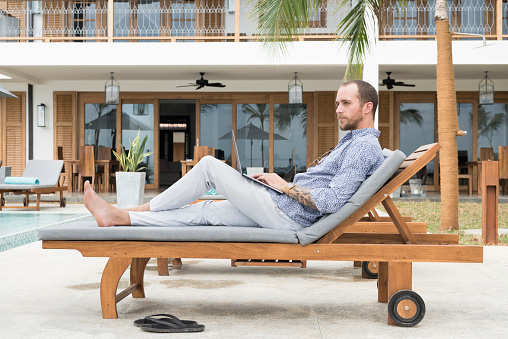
[0,160,67,211]
[40,144,483,327]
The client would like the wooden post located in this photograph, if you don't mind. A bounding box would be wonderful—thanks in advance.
[497,0,503,41]
[481,161,498,245]
[235,0,241,42]
[107,0,114,43]
[387,262,412,325]
[378,262,389,303]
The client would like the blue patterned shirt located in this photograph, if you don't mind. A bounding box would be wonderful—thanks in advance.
[269,128,385,227]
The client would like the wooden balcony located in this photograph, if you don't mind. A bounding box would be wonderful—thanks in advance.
[0,0,506,43]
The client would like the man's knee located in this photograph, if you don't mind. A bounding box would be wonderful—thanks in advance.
[195,155,219,169]
[199,155,216,165]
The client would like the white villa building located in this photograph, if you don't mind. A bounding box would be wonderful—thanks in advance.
[0,0,507,193]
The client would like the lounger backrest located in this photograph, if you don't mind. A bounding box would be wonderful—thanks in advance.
[312,143,441,245]
[296,149,406,245]
[23,160,64,186]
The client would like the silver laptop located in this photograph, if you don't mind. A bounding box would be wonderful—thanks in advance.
[232,131,283,194]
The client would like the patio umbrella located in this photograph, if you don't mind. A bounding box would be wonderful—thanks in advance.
[86,109,152,150]
[0,85,17,98]
[219,122,286,166]
[86,110,151,131]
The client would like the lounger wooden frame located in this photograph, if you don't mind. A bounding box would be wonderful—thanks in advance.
[42,143,484,326]
[0,185,67,211]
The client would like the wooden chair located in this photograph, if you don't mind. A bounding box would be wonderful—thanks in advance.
[457,150,472,195]
[480,147,494,161]
[499,146,508,195]
[97,146,115,192]
[77,146,101,193]
[57,146,66,187]
[181,146,216,176]
[40,143,483,326]
[194,146,215,164]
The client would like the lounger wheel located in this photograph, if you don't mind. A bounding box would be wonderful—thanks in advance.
[361,261,379,279]
[60,198,66,208]
[23,197,27,206]
[388,290,425,327]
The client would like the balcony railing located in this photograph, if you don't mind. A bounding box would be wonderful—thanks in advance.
[0,0,344,42]
[379,0,506,40]
[0,0,506,43]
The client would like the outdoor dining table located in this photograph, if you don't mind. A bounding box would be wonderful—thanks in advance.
[65,160,118,193]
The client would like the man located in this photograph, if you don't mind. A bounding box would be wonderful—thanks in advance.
[84,80,385,230]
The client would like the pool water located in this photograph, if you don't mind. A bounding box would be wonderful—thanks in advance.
[0,212,92,252]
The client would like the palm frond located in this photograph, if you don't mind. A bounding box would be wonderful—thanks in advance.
[335,0,379,79]
[252,0,321,55]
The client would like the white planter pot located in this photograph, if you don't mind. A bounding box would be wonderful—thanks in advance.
[115,172,146,209]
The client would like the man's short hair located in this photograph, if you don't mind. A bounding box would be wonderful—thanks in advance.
[341,80,378,119]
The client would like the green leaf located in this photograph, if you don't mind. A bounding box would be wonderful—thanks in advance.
[112,129,151,172]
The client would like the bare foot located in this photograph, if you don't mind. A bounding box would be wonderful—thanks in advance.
[83,181,130,227]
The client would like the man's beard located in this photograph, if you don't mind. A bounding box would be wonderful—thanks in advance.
[339,114,362,131]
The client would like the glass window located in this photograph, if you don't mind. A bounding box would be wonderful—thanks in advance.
[478,103,508,160]
[237,104,270,170]
[392,0,418,36]
[121,104,155,184]
[114,0,132,39]
[200,104,232,163]
[138,1,161,41]
[84,104,117,155]
[457,103,474,162]
[172,0,196,36]
[399,103,435,185]
[273,104,307,181]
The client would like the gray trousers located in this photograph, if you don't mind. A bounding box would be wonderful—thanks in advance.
[129,156,304,231]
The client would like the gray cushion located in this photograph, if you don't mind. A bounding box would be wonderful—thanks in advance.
[296,149,406,245]
[38,151,405,246]
[38,221,299,244]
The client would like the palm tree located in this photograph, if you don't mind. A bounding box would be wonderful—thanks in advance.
[274,104,307,136]
[435,0,459,230]
[477,106,506,149]
[242,103,269,168]
[253,0,460,230]
[400,106,423,127]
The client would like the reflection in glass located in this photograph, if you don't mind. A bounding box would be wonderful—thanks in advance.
[457,104,474,188]
[399,103,434,185]
[457,103,473,162]
[85,104,117,156]
[237,104,270,169]
[274,104,307,181]
[200,104,232,164]
[121,104,154,184]
[477,103,508,159]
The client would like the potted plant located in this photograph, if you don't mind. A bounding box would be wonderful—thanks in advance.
[113,130,152,209]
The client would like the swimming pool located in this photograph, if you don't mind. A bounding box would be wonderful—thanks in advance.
[0,212,93,252]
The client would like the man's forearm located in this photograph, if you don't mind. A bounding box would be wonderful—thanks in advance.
[287,185,318,210]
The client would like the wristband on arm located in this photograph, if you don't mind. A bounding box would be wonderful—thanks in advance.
[284,183,296,195]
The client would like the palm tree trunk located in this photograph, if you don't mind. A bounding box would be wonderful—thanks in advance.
[436,2,459,230]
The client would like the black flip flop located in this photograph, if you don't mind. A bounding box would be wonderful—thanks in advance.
[134,314,197,327]
[135,314,204,333]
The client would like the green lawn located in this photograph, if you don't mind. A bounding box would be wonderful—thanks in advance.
[379,201,508,245]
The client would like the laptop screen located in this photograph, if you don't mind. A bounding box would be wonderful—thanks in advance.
[231,130,243,174]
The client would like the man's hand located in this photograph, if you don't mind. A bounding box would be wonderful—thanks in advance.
[251,173,287,192]
[253,173,318,210]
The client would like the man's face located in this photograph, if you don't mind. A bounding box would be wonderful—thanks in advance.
[335,84,366,131]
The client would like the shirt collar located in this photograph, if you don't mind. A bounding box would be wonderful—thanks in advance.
[350,128,380,139]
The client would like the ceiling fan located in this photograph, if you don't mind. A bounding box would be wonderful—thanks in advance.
[379,72,415,90]
[177,72,226,90]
